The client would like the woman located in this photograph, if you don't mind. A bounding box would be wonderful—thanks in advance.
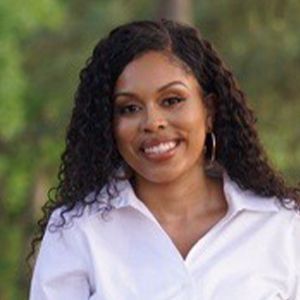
[30,19,300,299]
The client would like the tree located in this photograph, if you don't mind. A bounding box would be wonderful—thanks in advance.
[157,0,193,23]
[0,0,299,298]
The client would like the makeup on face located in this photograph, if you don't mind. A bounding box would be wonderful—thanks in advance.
[113,51,212,185]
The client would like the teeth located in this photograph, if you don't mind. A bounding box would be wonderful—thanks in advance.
[144,141,177,154]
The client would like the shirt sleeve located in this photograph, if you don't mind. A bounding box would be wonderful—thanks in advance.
[291,213,300,300]
[30,210,91,300]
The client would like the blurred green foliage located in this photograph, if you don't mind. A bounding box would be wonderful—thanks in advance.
[0,0,299,299]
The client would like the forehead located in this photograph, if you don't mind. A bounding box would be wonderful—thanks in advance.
[114,51,199,93]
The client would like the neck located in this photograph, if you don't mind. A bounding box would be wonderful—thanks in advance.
[133,167,225,223]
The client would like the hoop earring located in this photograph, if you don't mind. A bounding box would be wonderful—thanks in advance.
[206,132,216,168]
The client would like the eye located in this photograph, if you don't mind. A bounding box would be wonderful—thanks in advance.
[162,97,186,107]
[116,104,141,115]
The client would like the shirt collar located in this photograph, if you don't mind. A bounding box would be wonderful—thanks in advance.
[223,173,280,213]
[106,174,280,214]
[110,180,152,212]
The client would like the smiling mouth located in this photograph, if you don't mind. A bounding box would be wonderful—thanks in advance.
[141,139,181,156]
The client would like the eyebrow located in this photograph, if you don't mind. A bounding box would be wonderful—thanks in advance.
[113,81,189,99]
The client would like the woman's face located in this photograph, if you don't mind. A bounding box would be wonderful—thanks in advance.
[113,51,213,184]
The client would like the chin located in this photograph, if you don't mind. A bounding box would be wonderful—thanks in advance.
[135,167,187,185]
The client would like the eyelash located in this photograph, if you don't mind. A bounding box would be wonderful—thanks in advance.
[116,97,186,115]
[162,96,186,106]
[117,104,141,115]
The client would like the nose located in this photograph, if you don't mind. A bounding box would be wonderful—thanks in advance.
[141,106,167,133]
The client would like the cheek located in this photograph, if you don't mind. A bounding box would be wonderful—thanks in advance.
[175,105,207,152]
[114,118,138,148]
[175,105,207,134]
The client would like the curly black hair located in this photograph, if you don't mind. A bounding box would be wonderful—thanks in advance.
[29,19,300,261]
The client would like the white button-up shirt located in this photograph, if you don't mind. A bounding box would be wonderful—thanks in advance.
[30,176,300,300]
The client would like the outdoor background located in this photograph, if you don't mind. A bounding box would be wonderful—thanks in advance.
[0,0,299,299]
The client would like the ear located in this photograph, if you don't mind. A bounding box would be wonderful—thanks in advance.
[204,93,216,131]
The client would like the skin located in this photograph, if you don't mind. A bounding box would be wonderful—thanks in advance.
[113,51,227,259]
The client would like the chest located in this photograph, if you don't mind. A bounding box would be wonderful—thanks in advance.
[160,207,228,259]
[86,210,295,300]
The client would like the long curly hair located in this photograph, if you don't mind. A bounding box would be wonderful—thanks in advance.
[29,19,300,260]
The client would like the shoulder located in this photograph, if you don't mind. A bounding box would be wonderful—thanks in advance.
[46,180,130,233]
[46,203,108,235]
[224,173,299,220]
[225,176,300,270]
